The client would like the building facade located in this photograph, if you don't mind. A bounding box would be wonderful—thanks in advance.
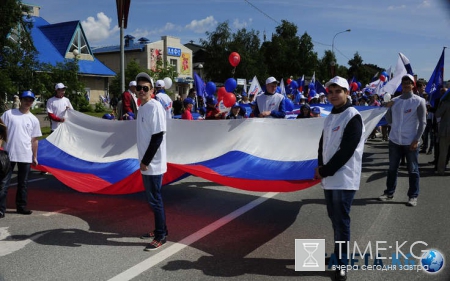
[24,3,116,104]
[93,35,194,98]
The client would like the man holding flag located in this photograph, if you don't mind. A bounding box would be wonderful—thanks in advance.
[379,74,426,207]
[253,77,286,118]
[426,48,446,108]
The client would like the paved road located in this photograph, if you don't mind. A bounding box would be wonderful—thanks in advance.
[0,138,449,281]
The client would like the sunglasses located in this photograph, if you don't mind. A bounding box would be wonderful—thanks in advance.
[136,85,151,92]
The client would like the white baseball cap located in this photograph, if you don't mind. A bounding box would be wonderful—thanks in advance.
[155,80,165,88]
[55,83,67,90]
[129,81,137,87]
[265,76,278,85]
[325,76,350,91]
[135,72,154,87]
[401,74,415,83]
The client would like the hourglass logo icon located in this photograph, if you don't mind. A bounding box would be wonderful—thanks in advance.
[303,243,319,267]
[295,239,325,271]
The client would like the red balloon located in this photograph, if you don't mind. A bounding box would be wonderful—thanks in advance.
[351,82,358,91]
[228,52,241,67]
[380,75,386,82]
[217,87,227,101]
[223,93,236,107]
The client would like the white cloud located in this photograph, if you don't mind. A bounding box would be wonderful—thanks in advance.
[232,18,253,29]
[387,4,406,10]
[81,12,119,43]
[185,16,217,33]
[130,23,182,40]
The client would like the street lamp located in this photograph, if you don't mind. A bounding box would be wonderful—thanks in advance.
[332,29,351,57]
[331,29,351,77]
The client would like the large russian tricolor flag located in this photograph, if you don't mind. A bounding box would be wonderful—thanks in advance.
[36,107,387,195]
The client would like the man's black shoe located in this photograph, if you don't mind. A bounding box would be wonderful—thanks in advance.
[335,268,347,281]
[0,212,4,218]
[17,209,33,215]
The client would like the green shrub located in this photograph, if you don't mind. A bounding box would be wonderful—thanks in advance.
[94,101,106,112]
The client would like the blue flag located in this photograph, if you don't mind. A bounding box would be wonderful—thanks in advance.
[315,80,327,95]
[426,48,446,107]
[194,72,207,98]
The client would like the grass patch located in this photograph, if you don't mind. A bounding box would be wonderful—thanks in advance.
[39,127,52,140]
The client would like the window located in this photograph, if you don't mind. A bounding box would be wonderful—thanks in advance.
[170,59,178,77]
[69,28,90,55]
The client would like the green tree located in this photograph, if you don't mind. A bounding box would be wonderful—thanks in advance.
[229,28,266,81]
[347,52,364,80]
[261,20,302,80]
[109,59,177,100]
[317,50,335,82]
[109,60,144,98]
[201,22,232,82]
[36,58,89,111]
[347,52,382,85]
[0,0,38,100]
[201,21,266,84]
[297,32,319,79]
[149,59,177,82]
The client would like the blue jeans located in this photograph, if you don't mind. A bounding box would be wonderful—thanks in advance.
[324,189,356,264]
[142,174,167,240]
[0,162,31,214]
[384,141,420,198]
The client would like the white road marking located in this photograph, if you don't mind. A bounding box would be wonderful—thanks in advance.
[108,192,278,281]
[0,227,49,257]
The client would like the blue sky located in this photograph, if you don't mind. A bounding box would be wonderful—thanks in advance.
[26,0,450,81]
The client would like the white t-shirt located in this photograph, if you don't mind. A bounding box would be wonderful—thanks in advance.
[1,109,42,163]
[46,96,73,131]
[136,99,167,175]
[156,93,173,120]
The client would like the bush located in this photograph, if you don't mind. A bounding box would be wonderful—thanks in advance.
[79,101,93,112]
[94,101,106,112]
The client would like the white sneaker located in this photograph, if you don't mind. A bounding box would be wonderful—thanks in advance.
[406,197,417,207]
[378,194,394,201]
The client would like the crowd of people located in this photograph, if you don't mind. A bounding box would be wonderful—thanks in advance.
[0,72,449,281]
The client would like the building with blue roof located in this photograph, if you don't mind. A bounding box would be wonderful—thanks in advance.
[24,3,115,104]
[93,35,193,98]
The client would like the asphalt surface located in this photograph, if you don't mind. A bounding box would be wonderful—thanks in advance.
[0,137,449,281]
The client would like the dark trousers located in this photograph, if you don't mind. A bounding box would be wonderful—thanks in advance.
[324,189,356,264]
[421,119,434,151]
[0,162,31,214]
[142,174,167,240]
[385,141,420,198]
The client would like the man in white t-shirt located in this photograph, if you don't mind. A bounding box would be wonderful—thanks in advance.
[154,80,173,120]
[135,72,168,251]
[0,91,42,218]
[46,83,74,132]
[253,76,286,118]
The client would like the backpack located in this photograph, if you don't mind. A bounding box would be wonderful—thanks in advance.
[0,150,11,179]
